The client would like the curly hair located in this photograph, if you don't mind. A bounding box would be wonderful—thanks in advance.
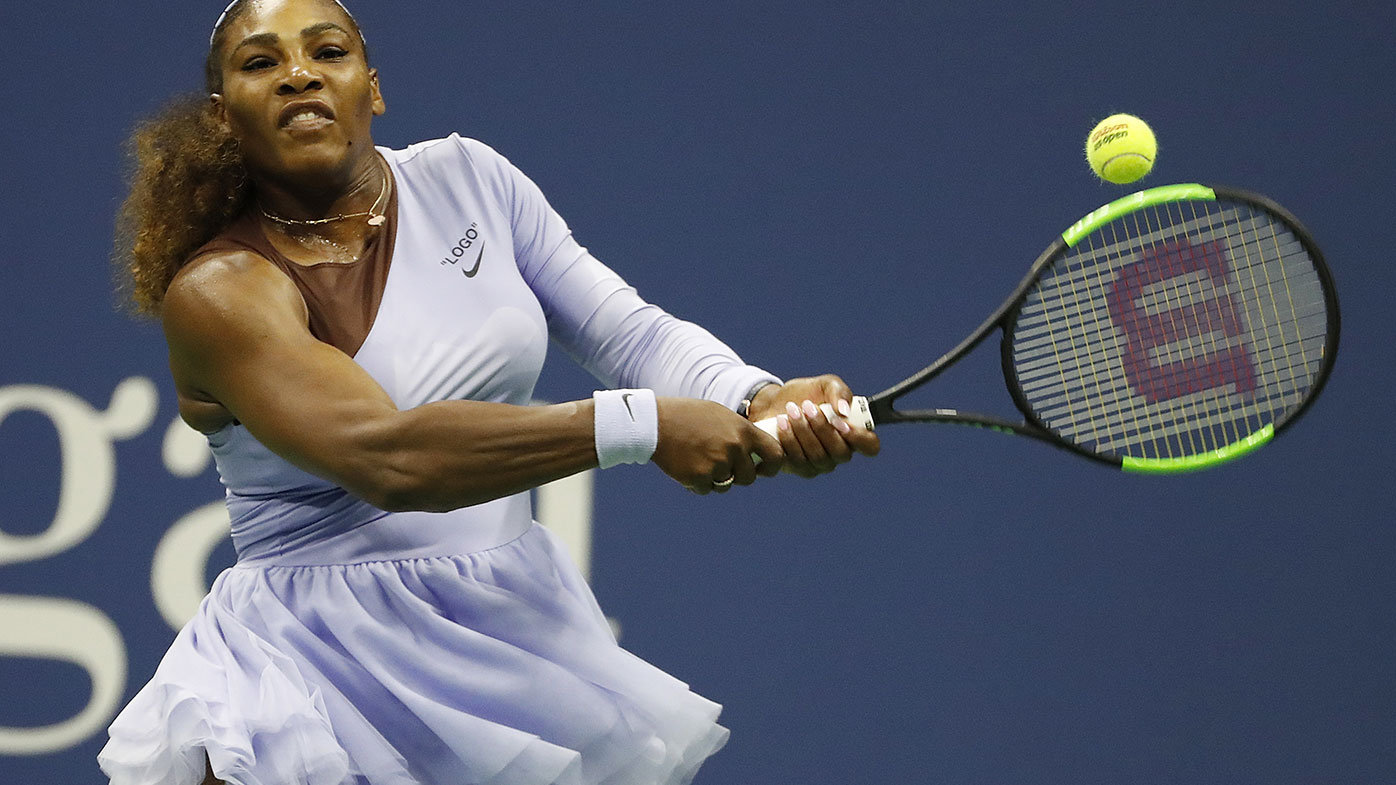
[114,95,249,315]
[115,0,369,315]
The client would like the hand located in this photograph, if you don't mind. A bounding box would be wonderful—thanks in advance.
[745,375,881,478]
[652,398,784,494]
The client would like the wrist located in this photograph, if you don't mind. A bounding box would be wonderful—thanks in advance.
[592,389,658,468]
[739,381,782,420]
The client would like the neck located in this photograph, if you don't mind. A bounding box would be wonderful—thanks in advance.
[254,152,384,224]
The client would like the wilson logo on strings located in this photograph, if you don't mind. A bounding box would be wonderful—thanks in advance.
[1108,239,1257,404]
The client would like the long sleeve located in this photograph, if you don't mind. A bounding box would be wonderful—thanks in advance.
[456,137,779,409]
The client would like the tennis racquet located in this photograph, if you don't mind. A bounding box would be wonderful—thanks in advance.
[755,184,1339,473]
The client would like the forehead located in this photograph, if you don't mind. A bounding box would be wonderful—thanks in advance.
[224,0,356,41]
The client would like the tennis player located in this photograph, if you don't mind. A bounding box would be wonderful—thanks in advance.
[98,1,878,783]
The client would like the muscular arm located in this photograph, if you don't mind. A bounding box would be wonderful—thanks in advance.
[164,251,601,512]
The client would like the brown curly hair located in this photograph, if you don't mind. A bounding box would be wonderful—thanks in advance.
[115,0,369,315]
[114,95,248,315]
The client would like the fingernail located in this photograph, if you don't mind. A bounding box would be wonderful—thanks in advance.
[802,400,819,419]
[837,399,851,417]
[786,401,802,420]
[833,417,851,434]
[778,414,791,432]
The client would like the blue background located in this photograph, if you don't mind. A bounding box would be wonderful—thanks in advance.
[2,1,1393,783]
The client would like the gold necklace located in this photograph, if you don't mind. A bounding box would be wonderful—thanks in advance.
[260,164,389,227]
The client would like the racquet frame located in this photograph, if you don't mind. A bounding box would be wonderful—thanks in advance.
[862,184,1340,472]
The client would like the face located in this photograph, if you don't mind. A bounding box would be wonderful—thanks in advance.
[211,0,385,183]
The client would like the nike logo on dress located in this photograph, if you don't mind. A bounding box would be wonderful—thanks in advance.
[462,241,485,278]
[622,392,636,421]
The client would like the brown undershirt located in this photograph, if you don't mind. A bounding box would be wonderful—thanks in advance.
[188,170,399,358]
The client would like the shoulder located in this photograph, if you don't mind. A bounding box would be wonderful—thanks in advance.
[381,133,508,169]
[381,134,527,193]
[163,249,307,345]
[160,250,310,431]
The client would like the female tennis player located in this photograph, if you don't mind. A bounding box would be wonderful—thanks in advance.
[97,1,878,783]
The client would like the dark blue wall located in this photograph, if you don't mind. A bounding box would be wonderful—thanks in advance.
[2,1,1392,783]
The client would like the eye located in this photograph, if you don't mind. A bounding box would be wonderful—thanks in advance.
[241,56,275,71]
[315,46,348,60]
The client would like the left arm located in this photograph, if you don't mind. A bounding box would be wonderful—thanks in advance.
[468,138,878,475]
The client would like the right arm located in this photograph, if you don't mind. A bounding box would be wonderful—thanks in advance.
[163,251,780,512]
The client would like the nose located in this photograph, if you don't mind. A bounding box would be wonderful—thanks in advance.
[277,61,323,95]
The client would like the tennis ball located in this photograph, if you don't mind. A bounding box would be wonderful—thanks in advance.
[1086,114,1157,184]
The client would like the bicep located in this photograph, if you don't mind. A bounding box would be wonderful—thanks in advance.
[163,254,401,485]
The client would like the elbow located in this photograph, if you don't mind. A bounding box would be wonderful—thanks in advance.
[361,482,424,513]
[343,452,439,513]
[328,412,513,512]
[347,454,478,513]
[344,473,410,512]
[333,418,449,512]
[356,471,450,513]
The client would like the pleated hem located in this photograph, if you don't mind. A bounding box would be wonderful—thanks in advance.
[99,524,729,785]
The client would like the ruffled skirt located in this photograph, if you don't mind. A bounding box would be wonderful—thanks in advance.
[98,523,727,785]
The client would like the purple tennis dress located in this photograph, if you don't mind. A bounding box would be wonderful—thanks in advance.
[98,135,778,785]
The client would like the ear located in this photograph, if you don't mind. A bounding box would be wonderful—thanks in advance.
[368,68,386,116]
[209,94,233,134]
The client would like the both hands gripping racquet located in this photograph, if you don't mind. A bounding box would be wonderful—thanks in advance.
[755,184,1339,473]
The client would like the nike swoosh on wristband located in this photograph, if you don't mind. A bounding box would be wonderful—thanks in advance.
[621,392,636,421]
[462,241,485,278]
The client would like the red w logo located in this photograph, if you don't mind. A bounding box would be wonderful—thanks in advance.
[1107,239,1256,403]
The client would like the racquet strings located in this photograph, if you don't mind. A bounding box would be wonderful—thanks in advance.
[1009,198,1330,460]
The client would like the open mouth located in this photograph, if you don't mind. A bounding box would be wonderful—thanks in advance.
[278,101,336,131]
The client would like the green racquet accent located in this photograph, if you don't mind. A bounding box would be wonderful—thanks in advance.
[1121,424,1275,474]
[1060,184,1216,247]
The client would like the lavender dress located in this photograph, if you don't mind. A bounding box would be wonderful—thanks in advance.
[98,135,778,785]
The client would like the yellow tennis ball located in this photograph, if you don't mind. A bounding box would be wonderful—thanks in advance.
[1086,113,1157,184]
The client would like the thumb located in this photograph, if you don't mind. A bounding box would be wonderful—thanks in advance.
[749,423,785,476]
[819,374,854,404]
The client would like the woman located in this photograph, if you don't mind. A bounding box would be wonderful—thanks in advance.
[99,0,878,783]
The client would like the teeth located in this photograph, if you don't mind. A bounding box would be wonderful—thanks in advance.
[290,111,323,122]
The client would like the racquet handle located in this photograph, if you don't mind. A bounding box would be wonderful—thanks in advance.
[752,395,876,439]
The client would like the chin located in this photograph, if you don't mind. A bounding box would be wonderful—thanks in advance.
[273,140,362,180]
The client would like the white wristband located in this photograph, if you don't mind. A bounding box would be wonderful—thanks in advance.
[592,389,659,469]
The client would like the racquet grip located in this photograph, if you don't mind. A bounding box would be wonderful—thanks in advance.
[752,395,875,440]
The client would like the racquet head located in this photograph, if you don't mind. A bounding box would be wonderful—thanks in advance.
[1003,184,1338,472]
